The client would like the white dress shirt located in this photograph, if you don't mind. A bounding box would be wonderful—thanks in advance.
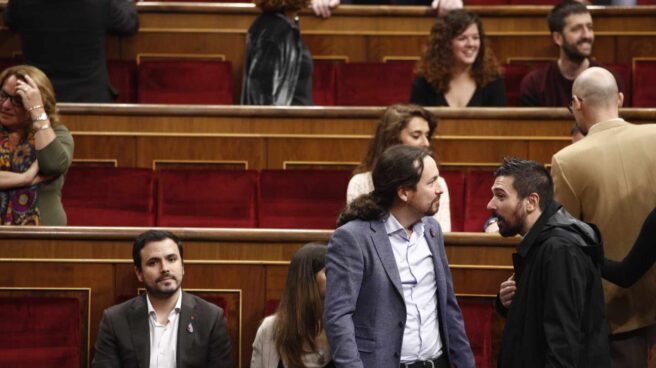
[385,214,443,363]
[147,289,182,368]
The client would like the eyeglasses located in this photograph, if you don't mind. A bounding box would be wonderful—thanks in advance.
[0,90,23,107]
[567,95,582,114]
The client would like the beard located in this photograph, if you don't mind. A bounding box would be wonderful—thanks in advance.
[494,202,526,237]
[145,275,181,299]
[424,197,440,217]
[562,37,593,64]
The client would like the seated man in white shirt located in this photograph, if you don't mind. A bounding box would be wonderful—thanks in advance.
[92,230,232,368]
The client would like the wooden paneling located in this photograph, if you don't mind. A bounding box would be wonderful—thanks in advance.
[0,226,516,367]
[55,105,656,170]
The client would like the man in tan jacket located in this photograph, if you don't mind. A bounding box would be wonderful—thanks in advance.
[551,67,656,367]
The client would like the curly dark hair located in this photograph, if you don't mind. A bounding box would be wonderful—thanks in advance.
[355,104,437,174]
[256,0,309,12]
[416,9,501,94]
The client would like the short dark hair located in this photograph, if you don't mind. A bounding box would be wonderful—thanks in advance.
[132,230,183,270]
[494,158,553,211]
[338,145,433,225]
[547,0,589,33]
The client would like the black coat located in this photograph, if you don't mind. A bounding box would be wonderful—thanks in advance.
[241,12,312,106]
[4,0,139,103]
[496,201,610,368]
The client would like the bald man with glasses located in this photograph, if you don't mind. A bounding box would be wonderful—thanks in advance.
[551,67,656,368]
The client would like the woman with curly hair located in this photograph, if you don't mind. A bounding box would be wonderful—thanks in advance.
[251,243,333,368]
[0,65,73,225]
[411,9,506,107]
[347,104,452,232]
[242,0,313,106]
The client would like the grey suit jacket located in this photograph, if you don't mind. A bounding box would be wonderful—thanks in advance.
[325,216,474,368]
[92,291,232,368]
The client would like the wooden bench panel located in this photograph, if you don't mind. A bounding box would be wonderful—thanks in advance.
[58,105,656,170]
[0,227,516,367]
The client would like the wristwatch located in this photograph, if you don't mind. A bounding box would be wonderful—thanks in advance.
[32,111,48,122]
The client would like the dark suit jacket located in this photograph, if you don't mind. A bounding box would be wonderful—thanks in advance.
[4,0,138,102]
[92,292,232,368]
[325,216,475,368]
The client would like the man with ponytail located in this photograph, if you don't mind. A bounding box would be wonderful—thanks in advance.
[324,145,474,368]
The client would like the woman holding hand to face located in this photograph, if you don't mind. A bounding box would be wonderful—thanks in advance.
[0,65,73,225]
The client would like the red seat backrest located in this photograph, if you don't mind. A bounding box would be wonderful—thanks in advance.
[0,297,80,368]
[464,171,495,232]
[458,298,493,368]
[62,166,155,226]
[258,169,351,229]
[107,60,137,103]
[632,60,656,107]
[137,59,233,104]
[313,61,338,106]
[502,63,532,107]
[440,170,465,232]
[335,62,415,106]
[156,169,259,228]
[604,63,632,107]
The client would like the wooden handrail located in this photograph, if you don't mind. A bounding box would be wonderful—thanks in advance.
[56,104,656,121]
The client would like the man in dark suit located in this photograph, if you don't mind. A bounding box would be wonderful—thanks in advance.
[92,230,232,368]
[325,145,474,368]
[4,0,139,102]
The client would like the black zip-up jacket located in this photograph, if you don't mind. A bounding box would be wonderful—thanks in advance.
[496,201,610,368]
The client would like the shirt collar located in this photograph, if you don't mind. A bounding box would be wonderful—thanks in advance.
[146,288,182,316]
[384,213,425,240]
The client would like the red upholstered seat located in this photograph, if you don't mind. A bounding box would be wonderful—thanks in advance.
[313,61,338,106]
[335,62,415,106]
[62,166,155,226]
[107,60,137,103]
[264,299,280,317]
[441,170,465,232]
[464,171,495,232]
[156,169,258,227]
[200,296,229,321]
[137,59,233,104]
[458,298,493,368]
[0,297,80,368]
[258,169,351,229]
[605,63,632,107]
[502,63,531,107]
[632,60,656,107]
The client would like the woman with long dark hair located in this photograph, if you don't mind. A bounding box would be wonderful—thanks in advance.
[411,9,506,107]
[347,103,452,231]
[251,243,333,368]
